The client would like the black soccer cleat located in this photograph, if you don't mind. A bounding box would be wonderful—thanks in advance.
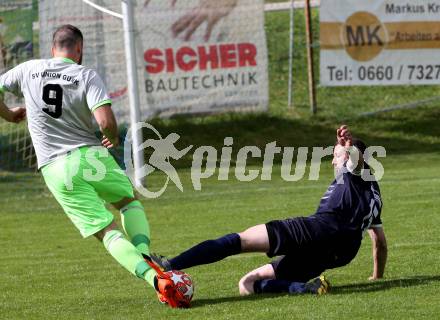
[151,253,172,271]
[304,275,330,295]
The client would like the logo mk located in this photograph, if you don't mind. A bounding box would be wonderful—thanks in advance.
[343,11,387,62]
[346,25,384,47]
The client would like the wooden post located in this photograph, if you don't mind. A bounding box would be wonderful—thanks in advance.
[304,0,317,114]
[287,0,295,109]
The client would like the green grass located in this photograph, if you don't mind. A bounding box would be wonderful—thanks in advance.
[1,105,440,319]
[1,2,440,319]
[1,148,440,319]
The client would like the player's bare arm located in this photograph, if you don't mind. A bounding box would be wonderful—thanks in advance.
[0,99,26,123]
[93,104,119,148]
[368,227,388,280]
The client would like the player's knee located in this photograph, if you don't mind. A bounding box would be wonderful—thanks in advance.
[238,227,255,250]
[238,275,255,296]
[238,224,270,252]
[112,196,137,210]
[94,221,118,242]
[239,234,252,252]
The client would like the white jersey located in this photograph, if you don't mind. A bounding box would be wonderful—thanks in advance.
[0,57,111,169]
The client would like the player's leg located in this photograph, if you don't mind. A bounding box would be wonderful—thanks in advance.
[88,148,152,256]
[153,216,314,271]
[94,220,157,287]
[239,224,270,252]
[238,264,275,296]
[41,148,156,288]
[250,255,329,295]
[112,197,151,256]
[95,218,183,307]
[238,261,327,296]
[239,256,329,296]
[156,224,270,271]
[164,216,314,271]
[238,218,330,295]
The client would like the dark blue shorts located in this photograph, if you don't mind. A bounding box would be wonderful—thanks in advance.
[265,216,361,282]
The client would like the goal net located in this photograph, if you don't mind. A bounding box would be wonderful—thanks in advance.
[1,0,269,171]
[0,0,38,170]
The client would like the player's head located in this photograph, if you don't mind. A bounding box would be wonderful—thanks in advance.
[332,139,367,171]
[51,25,84,64]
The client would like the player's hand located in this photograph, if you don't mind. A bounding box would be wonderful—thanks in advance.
[170,0,238,41]
[337,125,353,148]
[6,107,26,123]
[102,135,119,149]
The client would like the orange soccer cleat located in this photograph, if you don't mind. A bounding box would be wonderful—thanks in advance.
[143,254,180,308]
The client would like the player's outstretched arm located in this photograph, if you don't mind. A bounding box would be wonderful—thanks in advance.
[0,99,26,123]
[93,105,119,148]
[368,227,388,280]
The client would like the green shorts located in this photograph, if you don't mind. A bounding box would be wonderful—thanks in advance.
[42,146,135,238]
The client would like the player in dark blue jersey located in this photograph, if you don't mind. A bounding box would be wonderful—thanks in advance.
[152,126,388,295]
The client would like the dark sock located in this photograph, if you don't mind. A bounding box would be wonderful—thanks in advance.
[254,279,307,294]
[169,233,241,270]
[153,276,159,291]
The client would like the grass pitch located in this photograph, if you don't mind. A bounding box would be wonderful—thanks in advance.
[1,3,440,319]
[1,107,439,319]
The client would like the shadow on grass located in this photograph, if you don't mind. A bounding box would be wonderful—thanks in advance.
[330,275,440,295]
[191,275,440,307]
[191,292,286,308]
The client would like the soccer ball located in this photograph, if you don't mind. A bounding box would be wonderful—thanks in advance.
[166,270,194,308]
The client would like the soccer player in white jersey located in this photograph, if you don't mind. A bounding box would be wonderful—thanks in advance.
[0,24,182,307]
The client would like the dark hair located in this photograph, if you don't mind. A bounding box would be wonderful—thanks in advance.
[352,139,367,155]
[52,25,83,50]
